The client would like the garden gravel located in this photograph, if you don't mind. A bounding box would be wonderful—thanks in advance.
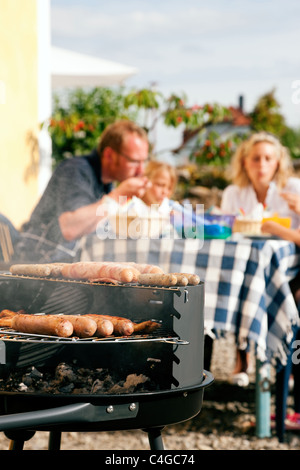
[0,333,299,451]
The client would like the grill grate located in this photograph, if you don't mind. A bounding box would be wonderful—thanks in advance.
[0,323,187,345]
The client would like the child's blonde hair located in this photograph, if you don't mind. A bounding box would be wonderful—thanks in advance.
[145,161,178,195]
[228,132,294,189]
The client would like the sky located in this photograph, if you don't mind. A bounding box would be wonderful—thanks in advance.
[50,0,300,154]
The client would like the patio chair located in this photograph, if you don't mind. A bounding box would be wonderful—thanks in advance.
[275,323,300,442]
[0,222,14,263]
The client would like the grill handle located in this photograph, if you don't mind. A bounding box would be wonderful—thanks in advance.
[0,401,139,431]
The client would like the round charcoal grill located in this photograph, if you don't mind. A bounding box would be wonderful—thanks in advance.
[0,274,213,450]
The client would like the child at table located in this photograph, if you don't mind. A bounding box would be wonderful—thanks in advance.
[103,160,203,238]
[141,160,177,208]
[141,161,204,236]
[221,132,300,386]
[124,160,179,237]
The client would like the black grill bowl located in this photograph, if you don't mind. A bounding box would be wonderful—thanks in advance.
[0,372,213,433]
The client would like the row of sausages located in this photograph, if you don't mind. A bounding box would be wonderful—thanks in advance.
[9,262,200,286]
[0,309,160,339]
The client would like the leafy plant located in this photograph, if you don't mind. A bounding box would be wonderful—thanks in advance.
[47,86,300,178]
[48,87,135,166]
[249,88,286,137]
[249,88,300,160]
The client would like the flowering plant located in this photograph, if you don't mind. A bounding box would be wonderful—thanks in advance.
[47,86,238,169]
[47,88,135,166]
[190,131,245,167]
[163,96,230,130]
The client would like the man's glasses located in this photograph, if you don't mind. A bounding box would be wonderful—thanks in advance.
[118,150,150,166]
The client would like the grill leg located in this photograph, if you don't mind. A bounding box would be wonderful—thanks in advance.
[48,431,62,450]
[146,428,164,450]
[9,440,25,451]
[4,430,36,450]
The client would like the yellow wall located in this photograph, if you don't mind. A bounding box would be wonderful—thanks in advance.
[0,0,39,229]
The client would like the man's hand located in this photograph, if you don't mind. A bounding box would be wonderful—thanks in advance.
[109,176,152,201]
[59,177,152,241]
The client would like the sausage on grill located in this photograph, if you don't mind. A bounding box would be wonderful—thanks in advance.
[124,262,164,274]
[171,273,200,285]
[11,314,74,338]
[87,314,134,336]
[138,273,178,286]
[0,309,21,327]
[10,263,68,278]
[61,262,140,283]
[133,320,161,333]
[59,315,97,338]
[10,264,52,277]
[85,315,114,337]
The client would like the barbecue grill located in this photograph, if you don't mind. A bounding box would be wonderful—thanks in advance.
[0,273,213,450]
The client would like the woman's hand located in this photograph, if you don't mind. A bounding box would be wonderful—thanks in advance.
[261,220,282,235]
[280,192,300,215]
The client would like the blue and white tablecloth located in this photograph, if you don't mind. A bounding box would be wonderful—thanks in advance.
[80,236,300,365]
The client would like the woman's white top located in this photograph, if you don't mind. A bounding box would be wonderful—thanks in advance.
[221,177,300,228]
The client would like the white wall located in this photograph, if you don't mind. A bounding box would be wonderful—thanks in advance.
[37,0,52,194]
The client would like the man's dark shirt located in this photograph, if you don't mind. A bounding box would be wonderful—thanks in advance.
[13,149,112,263]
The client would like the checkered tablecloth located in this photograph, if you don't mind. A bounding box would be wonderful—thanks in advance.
[80,236,300,365]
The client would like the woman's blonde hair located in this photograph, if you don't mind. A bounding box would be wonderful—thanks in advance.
[145,161,178,195]
[228,132,294,189]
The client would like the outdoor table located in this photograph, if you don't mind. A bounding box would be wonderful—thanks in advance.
[80,235,300,437]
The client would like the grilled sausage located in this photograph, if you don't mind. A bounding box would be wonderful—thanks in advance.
[11,314,74,338]
[133,320,161,333]
[10,264,52,277]
[48,263,69,277]
[138,273,177,286]
[124,262,164,274]
[59,315,97,338]
[88,314,134,336]
[61,262,140,283]
[0,309,19,327]
[9,263,69,278]
[85,315,114,337]
[171,273,200,285]
[170,274,189,286]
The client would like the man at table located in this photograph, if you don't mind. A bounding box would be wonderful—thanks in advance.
[12,120,150,263]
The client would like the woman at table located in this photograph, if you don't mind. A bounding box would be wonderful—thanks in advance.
[221,132,300,386]
[221,132,300,229]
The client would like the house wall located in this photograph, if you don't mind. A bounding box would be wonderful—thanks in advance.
[0,0,40,229]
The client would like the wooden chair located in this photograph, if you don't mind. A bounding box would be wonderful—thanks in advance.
[0,222,14,263]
